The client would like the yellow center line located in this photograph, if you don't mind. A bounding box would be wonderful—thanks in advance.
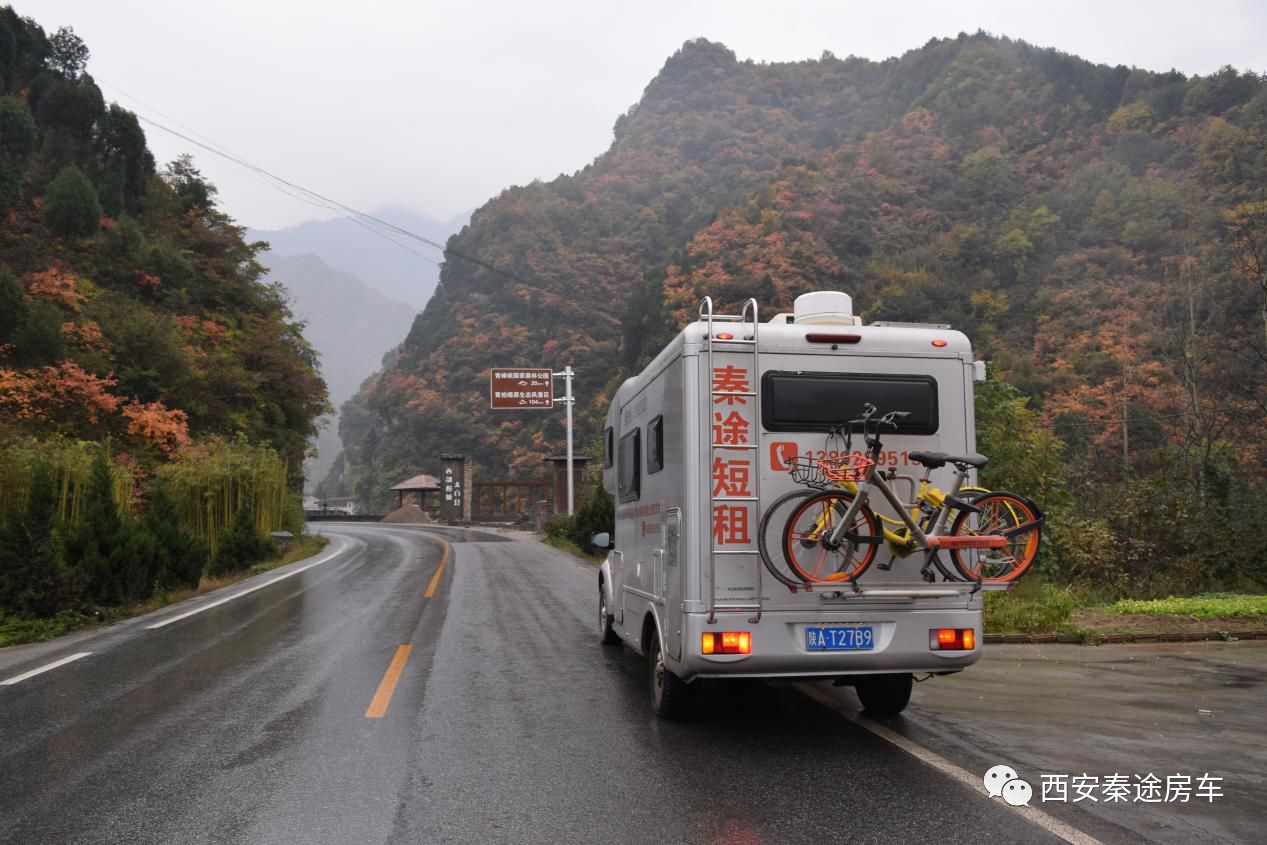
[365,644,412,719]
[424,538,451,598]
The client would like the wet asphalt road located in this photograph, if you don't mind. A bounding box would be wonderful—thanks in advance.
[1,522,1249,844]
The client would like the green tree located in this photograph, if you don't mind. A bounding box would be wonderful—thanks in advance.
[61,447,156,605]
[46,26,88,79]
[43,164,101,237]
[162,154,217,212]
[144,486,207,591]
[0,461,63,617]
[212,501,272,575]
[94,104,153,215]
[0,95,36,210]
[0,265,27,344]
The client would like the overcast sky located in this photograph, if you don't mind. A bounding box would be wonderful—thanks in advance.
[22,0,1267,230]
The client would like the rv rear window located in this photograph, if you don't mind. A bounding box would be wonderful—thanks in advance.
[761,371,939,434]
[647,416,664,475]
[618,429,640,502]
[603,426,614,468]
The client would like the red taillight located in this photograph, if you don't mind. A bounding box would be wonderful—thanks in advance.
[806,333,861,344]
[703,631,751,655]
[716,332,734,340]
[932,339,948,348]
[931,628,975,650]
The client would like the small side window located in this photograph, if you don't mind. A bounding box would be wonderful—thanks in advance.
[647,415,664,474]
[618,429,640,503]
[603,426,614,468]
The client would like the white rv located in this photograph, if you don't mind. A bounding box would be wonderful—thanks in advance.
[596,291,996,718]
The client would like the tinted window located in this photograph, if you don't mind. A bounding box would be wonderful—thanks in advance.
[761,371,939,434]
[647,416,664,474]
[618,429,640,502]
[603,426,614,468]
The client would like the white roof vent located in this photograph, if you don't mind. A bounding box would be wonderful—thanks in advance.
[793,291,858,325]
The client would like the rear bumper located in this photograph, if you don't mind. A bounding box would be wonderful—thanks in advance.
[672,607,981,682]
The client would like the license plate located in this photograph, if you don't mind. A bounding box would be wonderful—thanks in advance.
[806,626,874,651]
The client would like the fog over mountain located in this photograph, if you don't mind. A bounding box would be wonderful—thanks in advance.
[260,253,417,490]
[251,208,470,308]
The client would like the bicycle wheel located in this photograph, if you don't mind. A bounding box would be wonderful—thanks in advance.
[949,492,1042,583]
[922,485,991,582]
[781,491,879,584]
[758,489,818,590]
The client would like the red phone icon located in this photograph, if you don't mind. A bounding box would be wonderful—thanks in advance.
[770,441,799,471]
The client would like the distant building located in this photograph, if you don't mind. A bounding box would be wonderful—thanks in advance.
[303,495,361,516]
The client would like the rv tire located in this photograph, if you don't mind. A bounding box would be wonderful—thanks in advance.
[599,585,620,645]
[648,635,692,719]
[855,672,913,717]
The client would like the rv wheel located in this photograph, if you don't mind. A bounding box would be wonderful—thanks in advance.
[599,587,620,645]
[648,636,692,719]
[855,673,913,717]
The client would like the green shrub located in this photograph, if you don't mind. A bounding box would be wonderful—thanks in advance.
[211,501,273,575]
[544,513,576,543]
[0,461,64,617]
[61,447,153,605]
[144,487,207,591]
[42,164,101,237]
[983,579,1075,632]
[570,480,614,550]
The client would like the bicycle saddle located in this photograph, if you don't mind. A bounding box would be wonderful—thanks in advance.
[908,451,989,469]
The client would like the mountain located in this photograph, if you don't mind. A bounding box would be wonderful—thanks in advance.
[260,253,416,491]
[330,34,1267,589]
[249,208,469,308]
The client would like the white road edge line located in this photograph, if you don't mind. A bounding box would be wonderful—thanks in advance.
[146,534,352,630]
[1,652,93,686]
[798,684,1106,845]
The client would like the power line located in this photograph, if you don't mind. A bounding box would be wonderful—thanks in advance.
[101,84,609,314]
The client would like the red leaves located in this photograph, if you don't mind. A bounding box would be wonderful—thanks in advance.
[122,401,191,452]
[26,264,84,310]
[59,320,106,350]
[0,361,121,422]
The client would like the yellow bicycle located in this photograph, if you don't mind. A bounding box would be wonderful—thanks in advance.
[757,405,1042,589]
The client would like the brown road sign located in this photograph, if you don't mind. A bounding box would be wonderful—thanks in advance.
[490,368,554,409]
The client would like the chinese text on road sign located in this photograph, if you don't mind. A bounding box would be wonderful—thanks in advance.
[490,368,554,409]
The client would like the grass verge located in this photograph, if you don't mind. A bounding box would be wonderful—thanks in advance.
[1106,593,1267,619]
[542,534,605,564]
[0,534,329,649]
[984,584,1267,642]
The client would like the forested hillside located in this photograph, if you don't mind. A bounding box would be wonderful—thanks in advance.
[0,8,327,631]
[335,34,1267,591]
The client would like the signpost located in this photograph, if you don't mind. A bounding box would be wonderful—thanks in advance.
[489,369,554,409]
[488,365,576,514]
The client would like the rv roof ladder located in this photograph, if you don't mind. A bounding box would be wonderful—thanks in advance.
[699,296,763,625]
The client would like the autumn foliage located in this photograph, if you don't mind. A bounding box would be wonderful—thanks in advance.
[328,35,1267,591]
[0,10,326,626]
